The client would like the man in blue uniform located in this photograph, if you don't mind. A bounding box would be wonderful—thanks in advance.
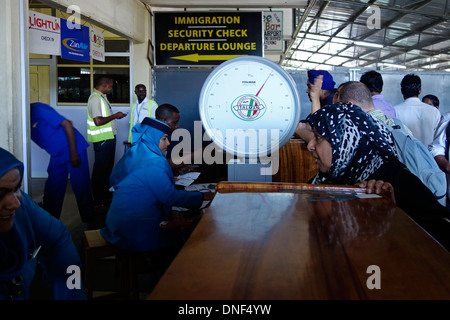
[30,102,97,228]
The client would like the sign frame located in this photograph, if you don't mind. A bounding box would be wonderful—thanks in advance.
[263,10,284,52]
[154,11,264,67]
[90,25,105,62]
[60,18,90,62]
[148,39,155,67]
[28,10,61,55]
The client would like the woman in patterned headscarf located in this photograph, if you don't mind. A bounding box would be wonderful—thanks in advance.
[307,102,398,185]
[306,103,450,251]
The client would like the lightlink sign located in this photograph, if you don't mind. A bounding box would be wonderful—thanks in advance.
[28,10,61,55]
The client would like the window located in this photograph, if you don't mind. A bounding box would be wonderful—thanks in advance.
[57,33,130,105]
[29,3,131,105]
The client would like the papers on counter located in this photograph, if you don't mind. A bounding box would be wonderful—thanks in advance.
[173,183,217,212]
[174,172,201,187]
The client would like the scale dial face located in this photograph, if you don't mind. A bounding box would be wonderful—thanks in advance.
[199,56,301,158]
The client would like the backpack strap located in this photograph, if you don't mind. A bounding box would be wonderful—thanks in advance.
[445,121,450,159]
[392,117,405,132]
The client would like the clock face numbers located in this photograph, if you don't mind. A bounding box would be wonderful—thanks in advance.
[199,56,300,158]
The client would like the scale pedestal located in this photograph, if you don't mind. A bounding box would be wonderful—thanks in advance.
[227,157,279,182]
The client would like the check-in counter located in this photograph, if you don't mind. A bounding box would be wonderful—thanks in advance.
[272,138,318,183]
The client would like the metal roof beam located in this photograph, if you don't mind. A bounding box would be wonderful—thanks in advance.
[327,0,449,19]
[281,0,321,64]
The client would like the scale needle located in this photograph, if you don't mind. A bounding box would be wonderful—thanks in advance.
[255,71,273,96]
[247,72,273,118]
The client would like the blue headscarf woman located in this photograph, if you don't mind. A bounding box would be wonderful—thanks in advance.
[0,147,86,300]
[101,117,209,252]
[306,103,450,251]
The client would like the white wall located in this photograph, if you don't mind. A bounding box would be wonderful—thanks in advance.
[31,105,131,178]
[39,0,147,43]
[0,0,31,191]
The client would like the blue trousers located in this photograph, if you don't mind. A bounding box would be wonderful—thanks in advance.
[43,149,95,222]
[91,137,116,206]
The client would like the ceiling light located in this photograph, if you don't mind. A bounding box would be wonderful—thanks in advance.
[382,63,407,69]
[353,41,384,48]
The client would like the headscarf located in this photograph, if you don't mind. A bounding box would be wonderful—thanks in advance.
[307,103,398,185]
[110,117,171,188]
[0,148,26,280]
[0,148,24,182]
[307,70,336,90]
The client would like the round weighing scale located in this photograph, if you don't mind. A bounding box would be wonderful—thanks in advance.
[199,55,301,159]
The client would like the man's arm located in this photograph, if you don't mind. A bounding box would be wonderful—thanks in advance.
[294,121,314,143]
[88,94,127,126]
[59,119,81,168]
[429,114,450,174]
[93,112,127,126]
[435,155,450,174]
[310,75,323,114]
[294,75,323,140]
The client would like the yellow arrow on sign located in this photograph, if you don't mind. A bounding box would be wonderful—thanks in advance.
[171,53,246,62]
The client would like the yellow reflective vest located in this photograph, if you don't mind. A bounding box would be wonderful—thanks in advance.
[128,99,158,143]
[87,92,115,143]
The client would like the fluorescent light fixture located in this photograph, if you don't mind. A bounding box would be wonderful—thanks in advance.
[353,41,384,48]
[382,63,407,69]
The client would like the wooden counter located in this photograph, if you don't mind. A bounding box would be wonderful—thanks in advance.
[148,183,450,300]
[272,139,318,183]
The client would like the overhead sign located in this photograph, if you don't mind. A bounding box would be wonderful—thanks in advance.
[154,11,263,66]
[263,11,283,52]
[90,26,105,62]
[28,10,61,55]
[60,18,90,62]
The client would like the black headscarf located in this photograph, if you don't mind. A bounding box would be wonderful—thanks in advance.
[307,103,398,185]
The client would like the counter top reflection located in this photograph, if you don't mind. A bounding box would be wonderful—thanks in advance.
[148,182,450,300]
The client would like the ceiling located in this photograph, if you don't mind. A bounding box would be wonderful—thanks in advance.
[147,0,450,71]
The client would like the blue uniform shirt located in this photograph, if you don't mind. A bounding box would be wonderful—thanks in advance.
[30,102,88,156]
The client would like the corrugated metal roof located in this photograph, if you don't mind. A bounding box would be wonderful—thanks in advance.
[282,0,450,71]
[147,0,450,71]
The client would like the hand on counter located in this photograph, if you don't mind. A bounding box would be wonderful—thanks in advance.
[359,179,396,204]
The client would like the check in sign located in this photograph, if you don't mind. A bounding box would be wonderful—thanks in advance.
[154,11,263,66]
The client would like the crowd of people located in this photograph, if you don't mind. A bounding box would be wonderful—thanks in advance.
[2,69,450,300]
[297,69,450,252]
[1,77,213,300]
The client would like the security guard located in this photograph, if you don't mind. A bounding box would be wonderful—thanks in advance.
[87,76,126,207]
[128,84,158,143]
